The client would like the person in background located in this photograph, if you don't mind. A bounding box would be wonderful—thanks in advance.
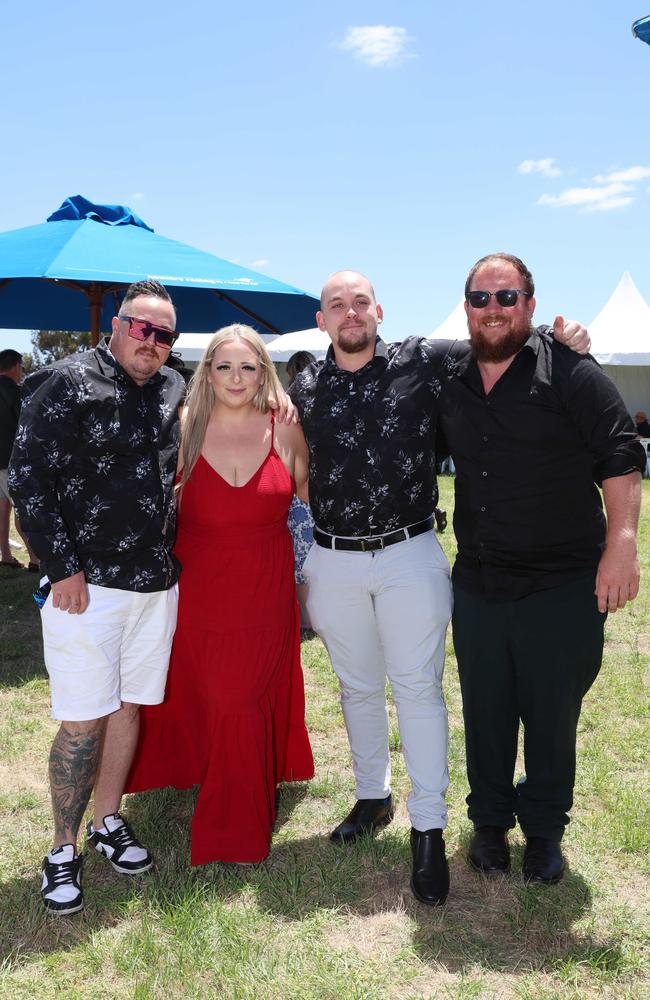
[634,410,650,437]
[127,326,314,865]
[286,351,316,629]
[0,349,39,570]
[439,253,644,884]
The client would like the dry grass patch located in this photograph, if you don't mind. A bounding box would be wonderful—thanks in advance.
[0,479,648,999]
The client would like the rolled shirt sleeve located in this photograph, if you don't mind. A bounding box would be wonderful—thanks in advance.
[566,356,646,484]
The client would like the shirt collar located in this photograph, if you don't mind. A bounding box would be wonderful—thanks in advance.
[454,327,541,378]
[323,334,389,375]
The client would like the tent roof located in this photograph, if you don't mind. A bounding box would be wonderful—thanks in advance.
[427,300,469,341]
[265,328,330,361]
[590,272,650,365]
[174,331,276,362]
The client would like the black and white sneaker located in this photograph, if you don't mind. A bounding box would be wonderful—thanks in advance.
[41,844,84,915]
[86,813,153,874]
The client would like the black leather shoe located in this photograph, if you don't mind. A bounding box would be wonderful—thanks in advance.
[523,837,565,884]
[410,828,449,906]
[469,826,510,874]
[329,796,393,845]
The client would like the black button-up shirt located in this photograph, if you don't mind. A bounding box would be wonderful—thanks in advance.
[439,331,645,601]
[9,340,185,590]
[289,336,454,535]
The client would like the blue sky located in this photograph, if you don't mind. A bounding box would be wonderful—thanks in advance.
[1,1,648,352]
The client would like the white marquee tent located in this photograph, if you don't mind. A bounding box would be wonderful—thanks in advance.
[427,300,468,342]
[589,272,650,418]
[174,331,276,362]
[265,327,330,361]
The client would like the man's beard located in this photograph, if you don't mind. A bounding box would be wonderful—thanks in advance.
[468,318,533,362]
[336,325,374,354]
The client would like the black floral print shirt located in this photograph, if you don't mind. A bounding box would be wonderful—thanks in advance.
[290,337,455,536]
[8,340,185,590]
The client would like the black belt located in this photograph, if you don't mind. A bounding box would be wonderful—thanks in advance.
[313,516,434,552]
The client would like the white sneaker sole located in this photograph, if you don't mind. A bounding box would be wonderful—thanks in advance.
[43,898,84,916]
[108,857,154,875]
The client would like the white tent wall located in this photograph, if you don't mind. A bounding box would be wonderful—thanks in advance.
[589,273,650,420]
[598,365,650,420]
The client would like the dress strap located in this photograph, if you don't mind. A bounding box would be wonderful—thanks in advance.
[270,411,275,448]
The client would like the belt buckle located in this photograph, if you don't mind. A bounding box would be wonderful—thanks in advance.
[361,536,384,551]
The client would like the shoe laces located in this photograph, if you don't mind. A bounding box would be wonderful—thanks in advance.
[48,858,79,884]
[107,819,138,848]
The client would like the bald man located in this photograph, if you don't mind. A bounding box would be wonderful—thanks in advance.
[289,269,589,905]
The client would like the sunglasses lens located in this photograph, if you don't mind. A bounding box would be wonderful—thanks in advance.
[495,289,519,307]
[124,317,176,348]
[153,328,176,348]
[467,291,490,309]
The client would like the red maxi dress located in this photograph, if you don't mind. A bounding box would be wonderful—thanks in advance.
[126,423,314,864]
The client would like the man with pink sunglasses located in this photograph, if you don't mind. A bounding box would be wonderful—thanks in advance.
[9,279,185,915]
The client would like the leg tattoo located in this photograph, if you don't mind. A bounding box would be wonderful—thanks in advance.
[49,724,104,842]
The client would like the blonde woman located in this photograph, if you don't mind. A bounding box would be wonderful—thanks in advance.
[127,325,314,865]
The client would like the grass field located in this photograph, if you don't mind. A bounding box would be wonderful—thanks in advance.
[0,476,648,999]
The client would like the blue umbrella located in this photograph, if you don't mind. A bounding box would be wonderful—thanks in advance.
[0,196,318,344]
[632,14,650,45]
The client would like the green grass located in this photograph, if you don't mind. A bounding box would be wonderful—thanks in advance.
[0,477,648,999]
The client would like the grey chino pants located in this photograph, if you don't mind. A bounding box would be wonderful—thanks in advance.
[303,530,453,831]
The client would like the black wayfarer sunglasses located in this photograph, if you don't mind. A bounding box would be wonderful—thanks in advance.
[465,289,531,309]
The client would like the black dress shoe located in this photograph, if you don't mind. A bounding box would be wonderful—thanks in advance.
[469,826,510,874]
[329,796,393,844]
[523,837,565,884]
[410,828,449,906]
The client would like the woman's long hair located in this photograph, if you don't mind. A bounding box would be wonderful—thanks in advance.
[178,324,284,492]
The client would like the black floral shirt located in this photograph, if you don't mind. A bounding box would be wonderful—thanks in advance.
[290,337,455,535]
[8,340,185,590]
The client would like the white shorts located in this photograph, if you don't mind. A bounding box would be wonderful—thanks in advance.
[0,468,9,501]
[41,583,179,721]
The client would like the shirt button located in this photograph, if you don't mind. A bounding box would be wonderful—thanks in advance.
[481,506,486,512]
[482,435,488,442]
[482,470,488,477]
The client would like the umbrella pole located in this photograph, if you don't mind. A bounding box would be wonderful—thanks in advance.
[89,283,102,347]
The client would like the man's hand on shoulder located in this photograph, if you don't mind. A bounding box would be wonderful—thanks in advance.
[268,389,299,425]
[553,315,591,355]
[595,535,640,613]
[51,571,89,614]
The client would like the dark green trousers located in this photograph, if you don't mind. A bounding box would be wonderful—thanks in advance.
[452,576,606,841]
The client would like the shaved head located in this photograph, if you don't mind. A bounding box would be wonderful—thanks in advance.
[320,270,376,309]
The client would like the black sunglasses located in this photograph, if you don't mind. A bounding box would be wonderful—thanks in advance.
[120,315,178,349]
[466,289,531,309]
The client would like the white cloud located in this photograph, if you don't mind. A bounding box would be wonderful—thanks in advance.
[593,165,650,184]
[518,158,561,178]
[130,192,145,201]
[250,259,269,269]
[537,182,634,212]
[339,25,412,67]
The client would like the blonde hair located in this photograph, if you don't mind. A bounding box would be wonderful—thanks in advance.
[178,324,283,492]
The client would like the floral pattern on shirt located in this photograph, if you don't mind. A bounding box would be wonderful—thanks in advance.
[290,337,454,536]
[8,340,184,590]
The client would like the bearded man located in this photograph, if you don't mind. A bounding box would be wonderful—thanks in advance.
[438,253,645,884]
[290,267,590,905]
